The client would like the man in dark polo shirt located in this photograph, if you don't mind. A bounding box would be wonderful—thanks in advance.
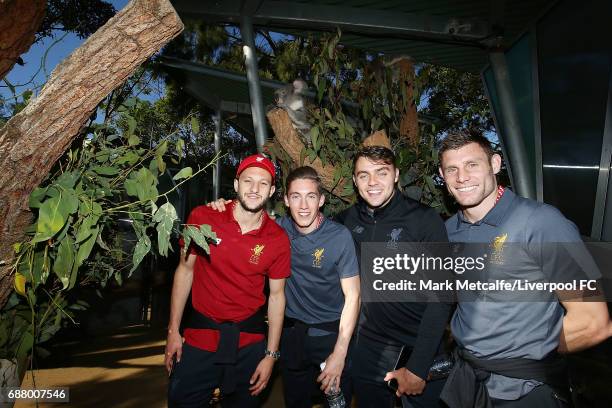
[165,154,291,408]
[437,132,612,407]
[336,146,452,408]
[208,166,360,407]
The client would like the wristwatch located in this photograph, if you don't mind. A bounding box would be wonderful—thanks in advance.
[264,349,280,360]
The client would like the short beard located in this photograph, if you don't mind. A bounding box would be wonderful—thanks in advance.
[236,194,268,213]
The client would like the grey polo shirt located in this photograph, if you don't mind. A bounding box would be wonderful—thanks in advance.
[445,188,599,400]
[277,216,359,335]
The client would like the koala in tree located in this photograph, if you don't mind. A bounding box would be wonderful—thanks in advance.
[275,79,312,144]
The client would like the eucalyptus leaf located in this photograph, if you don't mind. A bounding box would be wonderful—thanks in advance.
[53,236,75,289]
[131,235,151,274]
[29,187,48,209]
[153,202,178,257]
[32,195,68,243]
[191,116,200,134]
[173,167,193,181]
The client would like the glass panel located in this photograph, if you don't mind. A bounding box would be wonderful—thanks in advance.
[538,0,612,235]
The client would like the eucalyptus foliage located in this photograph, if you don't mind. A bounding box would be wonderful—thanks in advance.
[1,110,216,371]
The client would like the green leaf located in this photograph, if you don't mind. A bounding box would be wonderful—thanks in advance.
[124,179,139,197]
[131,235,151,274]
[153,202,178,257]
[172,167,192,181]
[64,188,79,215]
[126,115,137,136]
[56,171,79,189]
[29,187,48,209]
[92,166,120,176]
[156,140,168,157]
[183,225,209,254]
[128,134,141,146]
[176,139,185,159]
[191,116,200,134]
[76,215,97,243]
[71,226,98,289]
[53,236,75,289]
[311,127,320,152]
[33,195,68,243]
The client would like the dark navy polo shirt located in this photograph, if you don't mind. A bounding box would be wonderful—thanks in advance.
[277,216,359,331]
[445,188,600,400]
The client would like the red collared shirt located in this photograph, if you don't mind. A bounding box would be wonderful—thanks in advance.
[180,202,291,351]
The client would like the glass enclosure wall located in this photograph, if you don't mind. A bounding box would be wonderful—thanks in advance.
[483,0,612,239]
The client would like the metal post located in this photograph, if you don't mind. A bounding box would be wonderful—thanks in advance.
[240,14,267,152]
[213,110,222,200]
[489,51,536,199]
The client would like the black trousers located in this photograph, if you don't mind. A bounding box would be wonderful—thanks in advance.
[351,334,447,408]
[167,341,265,408]
[280,327,353,408]
[491,384,571,408]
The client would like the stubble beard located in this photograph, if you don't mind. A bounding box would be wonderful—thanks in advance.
[237,194,268,213]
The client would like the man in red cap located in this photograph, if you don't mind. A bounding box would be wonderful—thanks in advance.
[165,154,291,408]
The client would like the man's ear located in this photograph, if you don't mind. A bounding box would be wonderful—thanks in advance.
[233,178,238,193]
[269,185,276,198]
[394,167,400,183]
[352,174,357,186]
[438,166,444,179]
[318,193,325,208]
[284,194,290,207]
[491,154,502,175]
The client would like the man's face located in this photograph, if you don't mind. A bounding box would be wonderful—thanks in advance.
[284,178,324,231]
[438,142,501,210]
[353,157,399,209]
[234,167,275,213]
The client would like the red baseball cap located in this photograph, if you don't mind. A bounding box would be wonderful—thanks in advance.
[236,154,276,183]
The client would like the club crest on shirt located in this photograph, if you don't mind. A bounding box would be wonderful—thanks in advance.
[312,248,325,268]
[352,225,364,234]
[386,228,403,249]
[250,244,265,264]
[490,233,507,264]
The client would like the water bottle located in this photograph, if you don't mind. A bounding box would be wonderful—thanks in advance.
[320,362,346,408]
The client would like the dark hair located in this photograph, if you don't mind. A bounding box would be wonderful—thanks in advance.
[353,146,396,171]
[285,166,323,194]
[438,132,496,164]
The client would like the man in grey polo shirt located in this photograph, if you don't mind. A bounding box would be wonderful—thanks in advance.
[209,165,360,407]
[437,132,612,407]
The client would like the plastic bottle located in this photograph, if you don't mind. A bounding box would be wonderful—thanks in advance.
[320,362,346,408]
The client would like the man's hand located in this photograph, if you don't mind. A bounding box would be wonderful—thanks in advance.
[164,330,183,374]
[384,368,425,397]
[317,351,345,394]
[207,198,232,212]
[249,356,275,396]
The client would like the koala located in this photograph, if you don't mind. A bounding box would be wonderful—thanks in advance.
[275,79,312,144]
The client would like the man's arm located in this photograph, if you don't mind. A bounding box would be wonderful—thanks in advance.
[249,278,286,396]
[318,275,360,393]
[558,301,612,353]
[164,252,196,373]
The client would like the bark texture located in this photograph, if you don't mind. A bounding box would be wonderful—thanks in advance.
[0,0,46,80]
[397,58,420,149]
[267,108,350,201]
[0,0,183,308]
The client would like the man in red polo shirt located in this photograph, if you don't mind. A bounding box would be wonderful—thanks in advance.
[165,154,291,408]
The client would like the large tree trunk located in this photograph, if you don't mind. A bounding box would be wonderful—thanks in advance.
[0,0,46,80]
[397,58,420,149]
[267,108,351,201]
[0,0,183,308]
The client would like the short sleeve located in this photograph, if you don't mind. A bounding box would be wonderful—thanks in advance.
[336,227,360,279]
[526,205,601,282]
[268,232,291,279]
